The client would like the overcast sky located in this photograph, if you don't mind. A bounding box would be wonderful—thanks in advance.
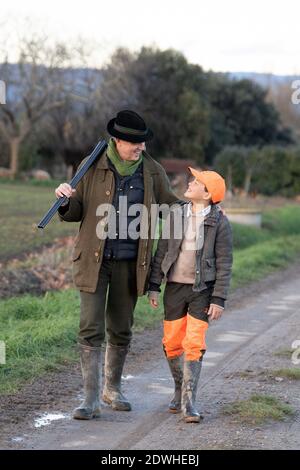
[1,0,300,74]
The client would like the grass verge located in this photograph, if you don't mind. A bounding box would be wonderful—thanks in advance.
[269,368,300,380]
[273,349,294,358]
[223,394,294,424]
[231,234,300,289]
[0,289,163,394]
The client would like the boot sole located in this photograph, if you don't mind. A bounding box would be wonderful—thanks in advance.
[184,415,203,423]
[73,410,101,420]
[102,395,131,411]
[185,416,200,423]
[169,407,181,414]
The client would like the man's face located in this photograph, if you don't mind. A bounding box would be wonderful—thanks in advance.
[115,139,146,161]
[184,178,210,202]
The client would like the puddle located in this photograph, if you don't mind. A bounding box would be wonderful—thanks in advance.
[11,436,24,442]
[205,351,224,359]
[283,295,300,301]
[267,305,291,311]
[228,330,254,336]
[122,374,135,381]
[203,361,216,367]
[216,333,247,343]
[148,385,173,394]
[34,412,67,428]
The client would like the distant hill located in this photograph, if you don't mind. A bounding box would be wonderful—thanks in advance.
[0,63,102,102]
[1,63,298,96]
[228,71,299,89]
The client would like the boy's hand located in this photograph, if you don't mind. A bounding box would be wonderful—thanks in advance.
[148,291,159,309]
[207,303,224,320]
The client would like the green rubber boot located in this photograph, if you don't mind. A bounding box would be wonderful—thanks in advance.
[73,345,101,420]
[102,343,131,411]
[167,356,183,413]
[181,359,203,423]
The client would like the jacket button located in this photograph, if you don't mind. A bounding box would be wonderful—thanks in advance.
[106,190,110,195]
[95,251,99,257]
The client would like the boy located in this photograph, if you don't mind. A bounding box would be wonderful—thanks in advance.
[148,168,233,423]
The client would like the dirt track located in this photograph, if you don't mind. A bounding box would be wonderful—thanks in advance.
[1,262,300,450]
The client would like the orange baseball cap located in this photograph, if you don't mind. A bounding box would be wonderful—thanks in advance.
[188,167,226,203]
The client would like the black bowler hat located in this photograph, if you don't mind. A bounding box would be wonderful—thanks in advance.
[107,110,153,143]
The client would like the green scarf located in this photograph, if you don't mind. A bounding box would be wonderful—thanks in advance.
[106,138,143,176]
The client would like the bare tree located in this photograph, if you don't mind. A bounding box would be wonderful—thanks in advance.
[42,46,105,176]
[0,35,71,177]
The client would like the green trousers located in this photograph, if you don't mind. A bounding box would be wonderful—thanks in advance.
[78,259,138,348]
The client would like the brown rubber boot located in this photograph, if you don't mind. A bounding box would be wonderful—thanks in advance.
[181,359,203,423]
[102,343,131,411]
[167,356,183,413]
[73,345,102,420]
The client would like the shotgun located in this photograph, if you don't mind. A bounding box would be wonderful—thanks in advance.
[37,138,107,229]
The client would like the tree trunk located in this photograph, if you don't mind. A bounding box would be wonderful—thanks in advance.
[67,165,73,181]
[227,164,233,192]
[225,164,233,201]
[9,138,21,179]
[243,167,253,195]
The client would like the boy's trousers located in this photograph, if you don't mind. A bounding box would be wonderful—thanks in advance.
[163,282,214,361]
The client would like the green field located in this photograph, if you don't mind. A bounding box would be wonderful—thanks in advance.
[0,182,299,259]
[1,183,300,394]
[0,182,77,260]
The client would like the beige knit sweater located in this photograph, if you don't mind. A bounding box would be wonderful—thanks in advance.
[168,204,211,284]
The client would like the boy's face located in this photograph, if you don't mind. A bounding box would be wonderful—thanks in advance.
[184,178,211,202]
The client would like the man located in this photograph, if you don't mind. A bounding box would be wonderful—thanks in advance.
[55,110,180,420]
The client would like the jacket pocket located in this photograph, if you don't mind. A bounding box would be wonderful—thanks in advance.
[204,257,216,281]
[72,248,84,287]
[127,181,144,204]
[72,247,82,262]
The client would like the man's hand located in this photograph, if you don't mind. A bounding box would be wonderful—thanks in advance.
[55,183,76,198]
[148,291,159,309]
[55,183,76,206]
[207,303,224,321]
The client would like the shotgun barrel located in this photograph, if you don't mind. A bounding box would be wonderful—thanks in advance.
[37,138,107,229]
